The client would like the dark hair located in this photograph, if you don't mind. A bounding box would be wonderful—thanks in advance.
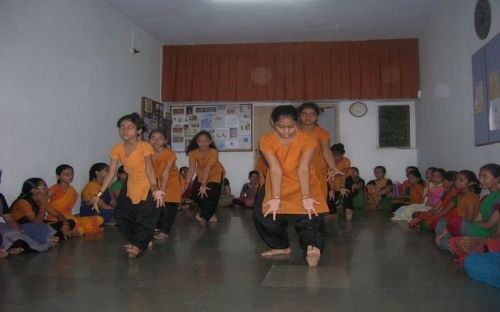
[17,177,46,214]
[433,168,446,179]
[331,143,345,155]
[149,129,168,141]
[56,164,73,183]
[458,170,481,195]
[186,131,217,155]
[426,167,436,174]
[117,165,125,175]
[116,112,147,132]
[179,166,188,172]
[350,167,359,175]
[480,163,500,178]
[297,102,320,116]
[407,170,425,186]
[89,163,109,182]
[443,170,458,182]
[271,105,298,123]
[248,170,259,178]
[56,164,73,176]
[374,166,386,174]
[406,166,419,173]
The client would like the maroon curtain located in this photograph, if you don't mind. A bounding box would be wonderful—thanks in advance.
[162,39,419,102]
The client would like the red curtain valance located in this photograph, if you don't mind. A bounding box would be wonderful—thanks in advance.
[162,39,418,102]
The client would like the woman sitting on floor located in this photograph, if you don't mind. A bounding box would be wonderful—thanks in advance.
[80,163,116,225]
[10,177,73,241]
[48,164,103,235]
[366,166,393,210]
[109,165,127,203]
[0,171,57,256]
[233,170,260,208]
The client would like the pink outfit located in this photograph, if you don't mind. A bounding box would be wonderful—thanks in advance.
[426,182,445,207]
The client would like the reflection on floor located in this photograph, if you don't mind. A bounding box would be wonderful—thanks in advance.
[1,208,499,311]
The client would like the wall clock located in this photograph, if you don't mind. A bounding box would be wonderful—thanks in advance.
[475,0,491,40]
[349,101,367,117]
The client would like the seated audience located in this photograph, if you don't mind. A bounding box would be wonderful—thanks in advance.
[80,163,115,225]
[233,171,260,208]
[366,166,393,210]
[109,165,127,203]
[48,164,103,235]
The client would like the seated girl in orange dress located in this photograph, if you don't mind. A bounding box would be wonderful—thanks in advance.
[366,166,393,210]
[48,164,103,236]
[80,163,115,225]
[254,105,328,267]
[409,170,459,229]
[434,170,482,249]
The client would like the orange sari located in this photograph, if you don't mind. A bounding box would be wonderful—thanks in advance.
[49,184,103,235]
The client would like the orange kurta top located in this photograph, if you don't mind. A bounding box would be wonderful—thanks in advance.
[10,199,36,222]
[451,192,480,218]
[255,156,269,182]
[260,130,328,215]
[81,181,101,202]
[152,148,181,203]
[47,184,78,222]
[409,183,425,204]
[307,126,330,197]
[332,157,351,191]
[188,148,225,183]
[110,141,154,204]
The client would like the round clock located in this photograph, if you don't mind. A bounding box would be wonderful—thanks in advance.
[475,0,491,40]
[349,101,367,117]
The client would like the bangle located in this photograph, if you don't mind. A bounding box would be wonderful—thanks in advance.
[272,196,280,199]
[150,184,159,191]
[96,191,104,198]
[302,195,311,200]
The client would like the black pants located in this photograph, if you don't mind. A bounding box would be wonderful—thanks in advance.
[193,180,222,221]
[253,186,325,256]
[114,188,160,252]
[157,202,178,234]
[48,220,76,240]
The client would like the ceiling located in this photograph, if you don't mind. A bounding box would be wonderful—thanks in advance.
[103,0,442,45]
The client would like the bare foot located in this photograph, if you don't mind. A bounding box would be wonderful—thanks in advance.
[435,230,448,245]
[0,249,8,258]
[261,247,292,257]
[209,215,218,223]
[148,241,154,251]
[195,214,207,226]
[8,247,24,255]
[306,245,321,267]
[50,236,59,248]
[125,245,142,258]
[123,243,133,250]
[345,209,353,221]
[154,231,169,240]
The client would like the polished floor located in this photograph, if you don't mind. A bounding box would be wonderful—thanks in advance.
[1,207,499,312]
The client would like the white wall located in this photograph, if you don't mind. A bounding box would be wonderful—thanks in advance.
[0,0,162,205]
[417,0,500,172]
[174,100,417,196]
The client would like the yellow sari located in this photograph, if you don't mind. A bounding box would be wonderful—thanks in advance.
[49,184,103,235]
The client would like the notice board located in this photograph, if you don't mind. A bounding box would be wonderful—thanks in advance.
[169,103,253,152]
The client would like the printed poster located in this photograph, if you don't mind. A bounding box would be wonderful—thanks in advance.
[225,114,239,128]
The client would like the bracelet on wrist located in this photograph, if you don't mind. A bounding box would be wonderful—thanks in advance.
[150,184,159,191]
[96,191,104,198]
[272,196,280,199]
[302,195,311,200]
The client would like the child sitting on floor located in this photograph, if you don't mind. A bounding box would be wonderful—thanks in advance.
[366,166,393,210]
[233,171,260,208]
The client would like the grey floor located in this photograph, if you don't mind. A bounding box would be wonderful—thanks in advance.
[1,207,499,312]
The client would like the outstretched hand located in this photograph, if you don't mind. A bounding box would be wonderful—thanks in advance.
[198,185,211,199]
[152,190,166,208]
[302,197,319,219]
[263,198,281,221]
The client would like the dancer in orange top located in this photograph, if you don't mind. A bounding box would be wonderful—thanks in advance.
[149,129,181,239]
[297,102,339,197]
[184,131,225,225]
[254,105,328,267]
[91,113,165,258]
